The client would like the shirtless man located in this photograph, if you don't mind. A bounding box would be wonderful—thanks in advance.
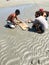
[7,9,21,28]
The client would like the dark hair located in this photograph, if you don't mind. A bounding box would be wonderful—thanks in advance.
[35,11,43,18]
[39,11,44,16]
[35,11,40,18]
[15,9,20,15]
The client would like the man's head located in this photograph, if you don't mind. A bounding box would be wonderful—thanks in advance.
[35,8,47,17]
[39,8,47,17]
[15,9,20,15]
[35,8,44,18]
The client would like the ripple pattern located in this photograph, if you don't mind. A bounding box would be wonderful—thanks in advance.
[0,32,49,65]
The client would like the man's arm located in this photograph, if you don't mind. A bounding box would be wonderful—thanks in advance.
[16,17,22,23]
[44,11,49,17]
[25,19,33,23]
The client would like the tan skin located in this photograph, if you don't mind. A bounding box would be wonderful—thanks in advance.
[7,13,21,25]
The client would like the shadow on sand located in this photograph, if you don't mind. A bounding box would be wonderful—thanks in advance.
[4,24,44,34]
[4,24,12,29]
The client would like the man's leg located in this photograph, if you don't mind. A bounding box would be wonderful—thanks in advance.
[36,24,44,33]
[7,21,15,28]
[32,23,44,33]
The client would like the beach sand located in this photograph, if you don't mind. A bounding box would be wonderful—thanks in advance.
[0,0,49,8]
[0,0,49,65]
[0,0,34,7]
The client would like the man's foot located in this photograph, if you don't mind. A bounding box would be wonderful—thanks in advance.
[37,28,44,34]
[37,30,42,33]
[8,24,15,29]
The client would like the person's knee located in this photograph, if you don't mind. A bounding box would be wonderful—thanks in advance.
[39,26,45,33]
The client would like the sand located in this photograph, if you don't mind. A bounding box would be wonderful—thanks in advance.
[0,0,49,8]
[0,0,49,65]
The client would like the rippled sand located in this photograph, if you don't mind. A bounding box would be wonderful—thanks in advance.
[0,0,49,65]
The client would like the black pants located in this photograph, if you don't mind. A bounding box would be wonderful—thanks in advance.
[32,24,44,33]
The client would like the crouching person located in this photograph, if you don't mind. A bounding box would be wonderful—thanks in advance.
[6,9,20,28]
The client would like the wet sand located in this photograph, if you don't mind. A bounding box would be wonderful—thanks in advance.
[0,0,49,65]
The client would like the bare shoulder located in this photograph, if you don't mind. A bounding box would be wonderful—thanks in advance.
[11,13,16,17]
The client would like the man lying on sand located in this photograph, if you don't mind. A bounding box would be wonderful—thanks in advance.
[27,9,48,33]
